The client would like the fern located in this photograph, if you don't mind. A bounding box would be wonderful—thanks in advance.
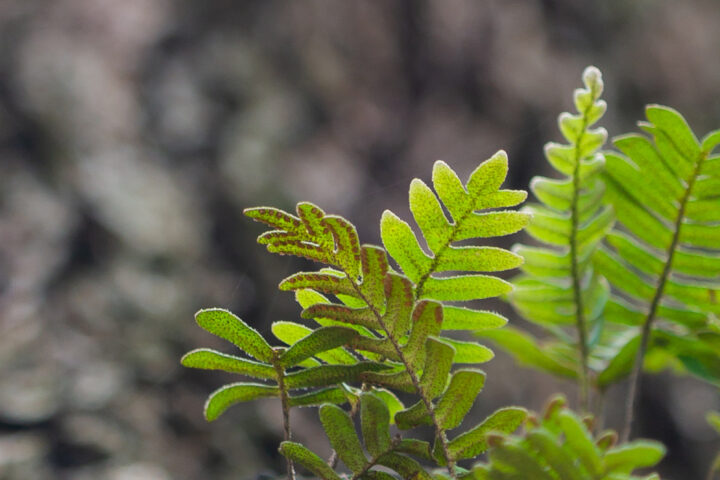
[595,105,720,438]
[470,395,665,480]
[243,153,530,478]
[181,308,392,479]
[176,67,718,480]
[478,66,612,411]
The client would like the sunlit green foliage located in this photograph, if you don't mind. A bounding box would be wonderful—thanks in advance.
[595,105,720,387]
[478,67,613,401]
[181,308,389,421]
[175,66,720,480]
[469,395,665,480]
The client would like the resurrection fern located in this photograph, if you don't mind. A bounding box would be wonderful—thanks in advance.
[242,152,529,478]
[595,105,720,438]
[470,395,665,480]
[178,67,720,480]
[479,66,613,411]
[283,392,526,480]
[181,308,391,479]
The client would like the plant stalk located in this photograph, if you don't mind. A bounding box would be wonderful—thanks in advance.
[621,149,706,442]
[273,356,296,480]
[569,96,594,413]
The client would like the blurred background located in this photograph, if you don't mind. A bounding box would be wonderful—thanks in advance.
[1,1,719,479]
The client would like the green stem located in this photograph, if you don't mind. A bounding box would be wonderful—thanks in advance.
[569,91,595,413]
[273,354,296,480]
[349,436,403,480]
[621,149,706,442]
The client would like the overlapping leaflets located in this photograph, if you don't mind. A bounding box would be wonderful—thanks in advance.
[478,67,613,410]
[176,66,720,480]
[181,308,388,421]
[470,395,665,480]
[240,153,530,479]
[596,105,720,437]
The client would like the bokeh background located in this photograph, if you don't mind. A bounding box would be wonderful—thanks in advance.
[1,1,719,479]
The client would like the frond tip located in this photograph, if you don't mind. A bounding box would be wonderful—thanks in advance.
[381,150,529,332]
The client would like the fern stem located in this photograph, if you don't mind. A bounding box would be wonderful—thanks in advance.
[273,356,296,480]
[415,208,474,299]
[343,269,458,480]
[349,435,403,480]
[621,149,707,442]
[570,94,594,413]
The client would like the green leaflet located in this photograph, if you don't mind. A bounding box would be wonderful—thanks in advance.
[360,392,392,457]
[603,441,666,474]
[273,321,357,366]
[181,348,277,380]
[476,327,578,379]
[419,337,455,399]
[439,407,527,463]
[285,362,391,389]
[195,308,274,363]
[320,404,367,472]
[558,410,602,475]
[280,442,342,480]
[441,307,507,331]
[278,326,359,367]
[502,66,613,390]
[435,369,486,430]
[204,383,279,422]
[376,453,433,480]
[471,395,664,479]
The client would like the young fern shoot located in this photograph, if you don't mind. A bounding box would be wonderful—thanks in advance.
[480,66,613,413]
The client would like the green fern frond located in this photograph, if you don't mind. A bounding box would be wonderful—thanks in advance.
[378,152,528,378]
[181,308,389,421]
[480,66,611,409]
[595,105,720,382]
[281,392,434,480]
[469,395,664,480]
[592,105,720,437]
[381,151,528,307]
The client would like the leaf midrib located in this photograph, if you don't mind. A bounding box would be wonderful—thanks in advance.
[415,204,481,298]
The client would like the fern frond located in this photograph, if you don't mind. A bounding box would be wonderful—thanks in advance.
[594,105,720,437]
[281,392,434,480]
[481,66,610,410]
[181,308,388,422]
[382,150,528,307]
[245,203,362,277]
[469,395,664,480]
